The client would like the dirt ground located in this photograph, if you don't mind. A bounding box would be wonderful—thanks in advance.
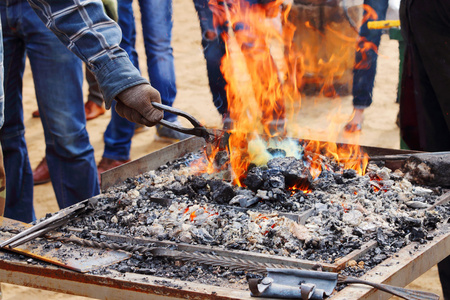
[0,0,444,299]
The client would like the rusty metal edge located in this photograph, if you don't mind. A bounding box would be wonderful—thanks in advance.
[0,257,253,300]
[101,136,206,191]
[101,136,418,192]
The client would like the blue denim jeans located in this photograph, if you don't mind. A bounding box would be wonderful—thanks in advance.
[352,0,389,109]
[103,0,177,160]
[193,0,228,116]
[0,0,99,222]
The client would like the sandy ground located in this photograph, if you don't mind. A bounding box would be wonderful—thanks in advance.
[0,0,444,299]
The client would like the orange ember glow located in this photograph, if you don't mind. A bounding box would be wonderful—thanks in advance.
[289,184,312,195]
[196,0,373,186]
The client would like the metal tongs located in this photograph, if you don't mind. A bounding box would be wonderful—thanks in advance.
[0,199,92,249]
[152,102,229,148]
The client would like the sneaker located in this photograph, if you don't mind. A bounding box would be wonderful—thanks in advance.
[155,120,191,142]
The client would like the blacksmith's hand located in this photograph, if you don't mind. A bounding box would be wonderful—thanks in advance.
[115,83,163,127]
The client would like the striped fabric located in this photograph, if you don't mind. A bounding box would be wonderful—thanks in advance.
[27,0,148,108]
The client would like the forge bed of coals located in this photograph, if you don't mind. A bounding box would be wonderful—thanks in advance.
[60,147,449,285]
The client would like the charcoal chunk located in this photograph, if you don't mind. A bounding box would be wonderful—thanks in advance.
[208,179,235,204]
[267,157,296,173]
[244,167,264,191]
[263,169,285,189]
[343,169,357,179]
[214,151,230,168]
[284,160,312,188]
[166,181,190,195]
[189,176,208,191]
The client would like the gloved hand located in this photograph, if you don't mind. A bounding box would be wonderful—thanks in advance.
[115,83,164,127]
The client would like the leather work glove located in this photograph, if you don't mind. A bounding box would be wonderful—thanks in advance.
[115,83,164,127]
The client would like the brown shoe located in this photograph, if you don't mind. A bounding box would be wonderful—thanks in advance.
[85,100,106,120]
[32,110,40,118]
[97,157,130,183]
[33,157,50,185]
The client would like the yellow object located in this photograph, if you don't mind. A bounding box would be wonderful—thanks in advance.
[367,20,401,30]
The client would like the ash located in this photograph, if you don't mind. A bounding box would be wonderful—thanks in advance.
[65,148,449,280]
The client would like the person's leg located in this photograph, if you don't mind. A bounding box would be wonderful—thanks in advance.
[139,0,177,122]
[438,256,450,300]
[347,0,389,132]
[85,66,106,120]
[0,0,35,222]
[102,101,134,161]
[117,0,139,70]
[0,23,5,221]
[101,0,137,165]
[23,2,99,209]
[193,0,228,116]
[406,0,450,151]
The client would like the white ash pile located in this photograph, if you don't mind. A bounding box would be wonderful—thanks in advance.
[66,149,449,277]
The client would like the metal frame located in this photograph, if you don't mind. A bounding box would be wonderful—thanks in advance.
[0,225,447,299]
[0,138,446,299]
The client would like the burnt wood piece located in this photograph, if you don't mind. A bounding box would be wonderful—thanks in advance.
[401,152,450,188]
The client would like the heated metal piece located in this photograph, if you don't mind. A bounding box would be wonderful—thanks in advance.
[150,248,293,273]
[248,268,440,300]
[152,102,229,148]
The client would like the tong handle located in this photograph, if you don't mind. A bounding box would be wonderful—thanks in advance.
[151,102,212,139]
[151,102,202,128]
[340,275,440,300]
[0,200,86,248]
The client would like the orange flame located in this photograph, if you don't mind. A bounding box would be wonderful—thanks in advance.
[200,0,371,185]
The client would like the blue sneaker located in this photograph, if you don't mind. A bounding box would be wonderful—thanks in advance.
[155,120,191,142]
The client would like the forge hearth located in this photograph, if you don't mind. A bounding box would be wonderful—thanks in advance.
[50,137,449,292]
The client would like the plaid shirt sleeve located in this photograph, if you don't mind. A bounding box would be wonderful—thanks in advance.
[27,0,148,109]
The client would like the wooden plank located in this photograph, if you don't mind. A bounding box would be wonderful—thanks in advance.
[0,254,251,300]
[333,240,378,271]
[332,225,450,299]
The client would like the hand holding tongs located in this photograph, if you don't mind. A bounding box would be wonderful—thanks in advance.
[152,102,229,147]
[0,199,93,249]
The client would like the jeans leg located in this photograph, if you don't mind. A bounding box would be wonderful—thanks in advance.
[0,1,35,222]
[23,3,99,209]
[103,0,138,160]
[85,65,103,107]
[103,101,135,160]
[352,0,389,108]
[193,0,228,115]
[118,0,139,69]
[139,0,177,121]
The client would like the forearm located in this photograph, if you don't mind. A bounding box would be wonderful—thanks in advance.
[27,0,147,108]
